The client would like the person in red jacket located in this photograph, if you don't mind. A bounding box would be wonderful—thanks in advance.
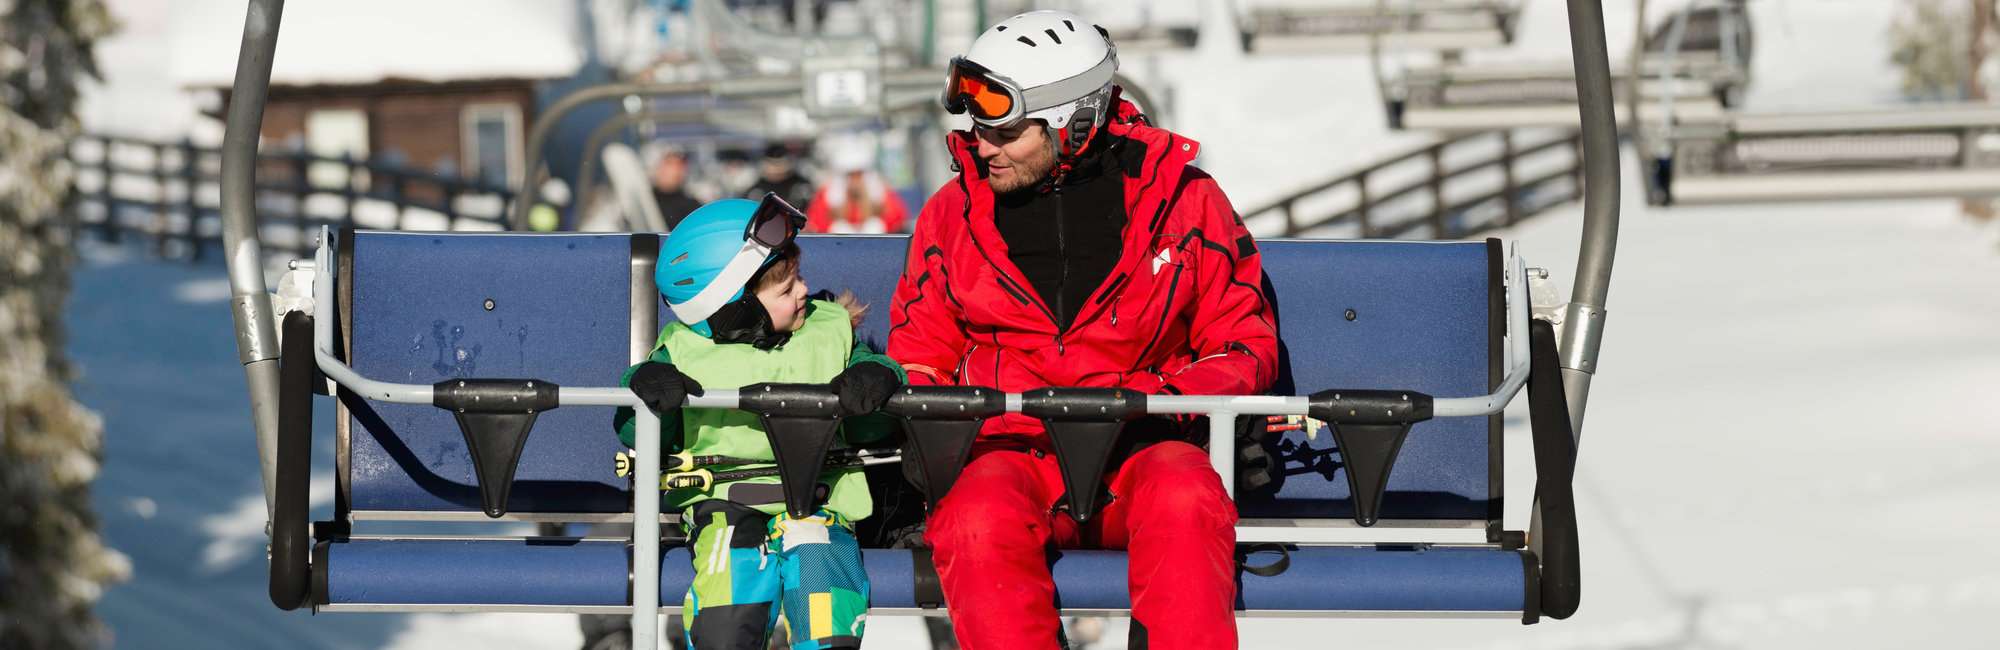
[805,136,910,234]
[885,10,1277,650]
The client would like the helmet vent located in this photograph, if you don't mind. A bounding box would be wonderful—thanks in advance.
[1063,20,1075,32]
[1016,35,1036,47]
[1044,29,1061,44]
[674,278,694,286]
[670,252,689,265]
[996,24,1007,31]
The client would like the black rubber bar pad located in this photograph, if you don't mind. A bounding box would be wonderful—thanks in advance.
[882,386,1006,510]
[1021,387,1146,522]
[740,383,846,519]
[432,378,560,518]
[1526,319,1581,619]
[1308,389,1434,527]
[272,311,315,610]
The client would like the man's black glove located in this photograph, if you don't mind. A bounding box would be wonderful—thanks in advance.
[629,362,704,412]
[829,363,900,416]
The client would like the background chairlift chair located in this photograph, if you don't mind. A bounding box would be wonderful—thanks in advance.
[1380,0,1747,132]
[1244,0,1523,55]
[1645,102,2000,206]
[221,1,1623,649]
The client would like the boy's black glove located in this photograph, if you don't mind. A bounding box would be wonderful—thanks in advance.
[829,363,900,416]
[629,362,704,412]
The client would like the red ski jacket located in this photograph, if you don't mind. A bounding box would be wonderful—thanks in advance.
[886,100,1279,447]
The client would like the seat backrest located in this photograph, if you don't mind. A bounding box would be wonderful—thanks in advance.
[341,231,649,515]
[793,236,1499,524]
[1246,239,1499,523]
[337,232,1496,525]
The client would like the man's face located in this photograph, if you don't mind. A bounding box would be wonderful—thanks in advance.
[975,121,1056,194]
[653,153,688,191]
[761,157,791,182]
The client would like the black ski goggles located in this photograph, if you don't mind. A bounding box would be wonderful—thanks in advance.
[747,192,808,249]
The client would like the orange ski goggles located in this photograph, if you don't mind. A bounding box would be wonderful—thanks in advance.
[942,57,1027,127]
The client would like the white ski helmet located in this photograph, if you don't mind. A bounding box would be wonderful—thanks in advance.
[944,10,1120,151]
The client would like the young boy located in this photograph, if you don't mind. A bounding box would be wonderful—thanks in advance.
[613,194,901,650]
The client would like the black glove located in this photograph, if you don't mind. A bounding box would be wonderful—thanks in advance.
[829,363,900,416]
[629,362,704,412]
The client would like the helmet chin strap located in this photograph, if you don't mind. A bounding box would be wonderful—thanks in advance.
[1036,86,1119,193]
[705,293,791,350]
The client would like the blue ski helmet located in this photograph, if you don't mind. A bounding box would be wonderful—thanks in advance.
[658,199,760,336]
[656,196,804,337]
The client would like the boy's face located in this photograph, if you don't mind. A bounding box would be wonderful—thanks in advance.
[754,269,809,332]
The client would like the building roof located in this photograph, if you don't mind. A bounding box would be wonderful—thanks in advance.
[168,0,584,88]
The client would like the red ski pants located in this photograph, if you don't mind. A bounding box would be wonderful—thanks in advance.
[926,441,1239,650]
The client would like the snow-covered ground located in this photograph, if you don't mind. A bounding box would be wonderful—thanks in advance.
[70,0,2000,648]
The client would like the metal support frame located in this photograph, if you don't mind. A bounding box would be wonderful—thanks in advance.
[224,0,285,519]
[1558,0,1619,440]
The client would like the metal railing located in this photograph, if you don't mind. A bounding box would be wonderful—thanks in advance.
[1241,128,1583,239]
[65,132,517,263]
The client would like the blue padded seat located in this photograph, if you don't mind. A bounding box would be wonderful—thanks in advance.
[795,235,1500,523]
[323,543,1525,612]
[341,231,647,514]
[324,231,1517,615]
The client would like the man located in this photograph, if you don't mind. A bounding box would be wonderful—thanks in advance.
[649,144,705,228]
[885,10,1277,650]
[744,142,816,212]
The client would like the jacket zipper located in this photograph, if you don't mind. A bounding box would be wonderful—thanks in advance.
[1054,185,1068,355]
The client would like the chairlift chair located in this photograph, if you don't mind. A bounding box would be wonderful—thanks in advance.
[1648,102,2000,206]
[1382,0,1747,132]
[220,1,1624,648]
[1242,0,1522,55]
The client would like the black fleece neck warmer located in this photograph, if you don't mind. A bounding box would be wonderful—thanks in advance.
[705,294,791,350]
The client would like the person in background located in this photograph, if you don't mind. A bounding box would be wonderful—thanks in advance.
[745,142,816,213]
[649,143,707,228]
[805,139,908,234]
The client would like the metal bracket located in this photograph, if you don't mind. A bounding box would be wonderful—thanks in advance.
[432,379,561,518]
[1558,302,1607,375]
[1022,388,1146,522]
[738,383,845,519]
[1307,389,1435,527]
[883,386,1007,510]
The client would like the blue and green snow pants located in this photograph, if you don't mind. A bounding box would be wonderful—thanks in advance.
[681,499,869,650]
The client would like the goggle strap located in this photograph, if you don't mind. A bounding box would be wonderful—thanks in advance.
[1016,52,1117,117]
[669,237,774,325]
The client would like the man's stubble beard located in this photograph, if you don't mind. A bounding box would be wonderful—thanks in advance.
[988,142,1058,195]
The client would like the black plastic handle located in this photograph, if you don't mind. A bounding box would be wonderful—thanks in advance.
[1019,387,1146,421]
[883,386,1006,510]
[432,378,561,518]
[738,382,844,417]
[1306,389,1434,528]
[881,385,1007,420]
[1022,387,1144,522]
